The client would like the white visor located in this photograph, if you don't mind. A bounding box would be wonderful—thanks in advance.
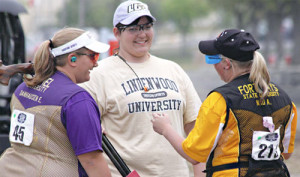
[51,32,110,57]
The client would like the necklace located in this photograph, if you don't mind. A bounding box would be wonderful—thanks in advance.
[115,54,149,92]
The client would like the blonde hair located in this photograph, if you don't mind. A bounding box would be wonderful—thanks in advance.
[229,51,270,100]
[24,27,85,87]
[249,51,270,100]
[229,58,252,75]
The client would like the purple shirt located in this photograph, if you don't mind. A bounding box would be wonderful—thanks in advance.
[63,91,103,177]
[14,71,103,177]
[63,91,103,155]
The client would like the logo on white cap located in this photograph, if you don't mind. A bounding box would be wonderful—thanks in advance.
[128,3,147,13]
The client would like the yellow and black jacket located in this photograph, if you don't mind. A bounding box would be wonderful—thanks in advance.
[183,74,297,177]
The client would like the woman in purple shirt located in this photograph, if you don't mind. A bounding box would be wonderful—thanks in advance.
[0,27,111,177]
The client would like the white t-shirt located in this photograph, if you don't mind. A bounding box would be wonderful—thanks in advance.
[80,55,201,177]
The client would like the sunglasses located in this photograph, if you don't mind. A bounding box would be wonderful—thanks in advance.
[118,22,154,34]
[76,52,99,64]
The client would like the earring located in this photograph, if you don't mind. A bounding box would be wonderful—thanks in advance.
[71,56,77,62]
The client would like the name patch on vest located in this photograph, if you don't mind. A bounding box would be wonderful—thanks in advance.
[237,83,280,106]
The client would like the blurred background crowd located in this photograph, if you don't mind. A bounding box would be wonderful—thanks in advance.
[18,0,299,67]
[17,0,300,105]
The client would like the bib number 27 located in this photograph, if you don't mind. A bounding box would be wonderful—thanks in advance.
[258,144,279,159]
[252,128,281,161]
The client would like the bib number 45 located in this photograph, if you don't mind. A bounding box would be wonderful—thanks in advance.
[9,109,35,146]
[12,125,25,142]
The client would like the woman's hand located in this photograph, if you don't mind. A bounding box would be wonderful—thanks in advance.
[151,113,172,135]
[151,112,199,164]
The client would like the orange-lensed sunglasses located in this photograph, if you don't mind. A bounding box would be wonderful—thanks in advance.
[76,52,100,64]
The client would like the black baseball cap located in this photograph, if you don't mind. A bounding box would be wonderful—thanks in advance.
[198,29,260,63]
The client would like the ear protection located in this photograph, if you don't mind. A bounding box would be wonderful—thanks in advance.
[71,56,77,62]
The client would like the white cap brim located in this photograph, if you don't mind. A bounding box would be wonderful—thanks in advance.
[86,39,110,54]
[51,32,110,57]
[119,12,156,26]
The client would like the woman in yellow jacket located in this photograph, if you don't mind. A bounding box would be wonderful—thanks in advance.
[151,29,297,177]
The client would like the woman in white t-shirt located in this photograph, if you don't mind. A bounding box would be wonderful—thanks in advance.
[80,1,203,176]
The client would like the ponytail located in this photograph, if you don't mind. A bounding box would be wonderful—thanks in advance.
[24,27,85,87]
[24,40,56,87]
[249,51,270,100]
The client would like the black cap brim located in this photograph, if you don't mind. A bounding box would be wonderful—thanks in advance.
[198,40,219,55]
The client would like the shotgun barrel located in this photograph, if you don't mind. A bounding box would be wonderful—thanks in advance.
[102,134,140,177]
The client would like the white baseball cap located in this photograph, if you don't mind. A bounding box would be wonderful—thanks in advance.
[51,32,110,57]
[113,0,156,27]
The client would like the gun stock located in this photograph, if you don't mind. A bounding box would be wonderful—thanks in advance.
[0,60,34,85]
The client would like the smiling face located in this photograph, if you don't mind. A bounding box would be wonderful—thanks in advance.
[73,49,98,83]
[115,16,154,61]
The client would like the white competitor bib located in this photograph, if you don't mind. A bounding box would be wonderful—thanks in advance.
[9,109,35,146]
[252,128,280,161]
